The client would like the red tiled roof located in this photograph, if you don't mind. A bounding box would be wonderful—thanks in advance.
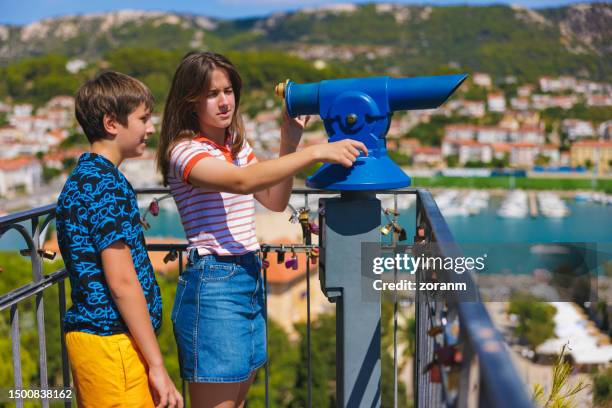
[491,143,512,152]
[511,142,539,148]
[0,156,36,171]
[572,140,612,148]
[414,146,441,155]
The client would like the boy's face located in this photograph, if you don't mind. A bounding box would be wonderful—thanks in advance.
[115,103,154,158]
[196,68,235,137]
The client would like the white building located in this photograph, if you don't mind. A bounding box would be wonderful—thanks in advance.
[12,104,33,117]
[598,120,612,140]
[550,95,577,110]
[531,94,552,110]
[0,125,22,143]
[46,96,75,110]
[539,76,576,93]
[457,100,486,118]
[510,143,540,168]
[510,97,530,111]
[477,127,508,144]
[587,94,612,107]
[562,119,595,140]
[487,93,506,113]
[472,72,492,88]
[539,144,561,165]
[442,139,492,164]
[517,85,535,98]
[444,124,476,141]
[459,141,492,164]
[119,151,163,187]
[412,146,442,167]
[509,126,545,144]
[0,157,42,197]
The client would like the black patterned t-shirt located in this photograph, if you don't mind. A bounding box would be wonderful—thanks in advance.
[56,152,162,335]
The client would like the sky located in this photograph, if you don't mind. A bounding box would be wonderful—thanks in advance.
[0,0,598,25]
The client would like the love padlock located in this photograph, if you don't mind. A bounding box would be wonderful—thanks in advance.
[285,247,298,270]
[427,326,444,337]
[149,200,160,216]
[299,208,309,223]
[430,364,442,383]
[308,221,319,235]
[310,247,319,265]
[423,361,442,384]
[285,257,298,270]
[397,226,407,242]
[289,209,300,224]
[163,249,178,264]
[276,247,286,264]
[139,216,151,230]
[435,345,462,366]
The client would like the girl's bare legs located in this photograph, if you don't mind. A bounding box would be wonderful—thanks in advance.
[235,372,256,408]
[188,372,256,408]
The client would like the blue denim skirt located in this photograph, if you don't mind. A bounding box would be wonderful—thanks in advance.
[171,250,267,383]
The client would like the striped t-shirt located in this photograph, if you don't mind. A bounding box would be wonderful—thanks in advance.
[168,134,259,256]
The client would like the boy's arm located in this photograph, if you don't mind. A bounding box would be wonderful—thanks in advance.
[101,241,182,408]
[101,241,163,367]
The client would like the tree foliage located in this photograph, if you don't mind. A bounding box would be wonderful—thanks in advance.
[508,292,556,349]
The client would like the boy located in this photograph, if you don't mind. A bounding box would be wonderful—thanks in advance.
[55,71,183,408]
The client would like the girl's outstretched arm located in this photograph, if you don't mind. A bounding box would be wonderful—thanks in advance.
[187,138,367,199]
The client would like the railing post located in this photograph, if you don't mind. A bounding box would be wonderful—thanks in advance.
[31,217,49,408]
[318,192,381,408]
[10,305,24,408]
[58,280,72,408]
[304,193,312,408]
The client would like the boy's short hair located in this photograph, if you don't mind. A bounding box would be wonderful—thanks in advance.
[75,71,154,143]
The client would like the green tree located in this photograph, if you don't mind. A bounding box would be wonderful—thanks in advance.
[508,293,556,349]
[59,130,88,148]
[592,366,612,407]
[247,320,298,407]
[291,313,336,408]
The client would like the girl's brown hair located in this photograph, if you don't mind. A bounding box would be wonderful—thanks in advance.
[157,51,245,185]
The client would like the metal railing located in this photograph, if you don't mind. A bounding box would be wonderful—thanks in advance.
[0,188,533,407]
[413,191,534,408]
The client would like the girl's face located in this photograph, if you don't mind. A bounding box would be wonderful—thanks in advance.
[196,68,235,138]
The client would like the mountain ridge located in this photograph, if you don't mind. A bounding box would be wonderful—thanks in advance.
[0,3,610,81]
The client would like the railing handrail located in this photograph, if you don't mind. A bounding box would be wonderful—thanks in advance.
[0,187,534,407]
[0,203,56,227]
[415,189,533,407]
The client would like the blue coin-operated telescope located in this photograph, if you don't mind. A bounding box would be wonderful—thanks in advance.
[275,74,467,190]
[275,74,467,407]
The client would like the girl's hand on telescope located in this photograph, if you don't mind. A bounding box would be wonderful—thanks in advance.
[309,139,368,168]
[281,107,310,148]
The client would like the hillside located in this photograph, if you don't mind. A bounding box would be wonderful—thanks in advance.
[0,3,610,85]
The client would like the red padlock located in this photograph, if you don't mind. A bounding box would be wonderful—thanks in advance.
[149,200,160,216]
[310,248,320,265]
[436,345,456,366]
[429,364,441,383]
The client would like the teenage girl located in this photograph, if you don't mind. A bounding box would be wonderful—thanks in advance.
[156,51,366,408]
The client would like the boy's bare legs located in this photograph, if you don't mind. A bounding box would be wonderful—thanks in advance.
[189,372,255,408]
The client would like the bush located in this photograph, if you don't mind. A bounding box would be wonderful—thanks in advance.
[508,292,556,349]
[593,366,612,406]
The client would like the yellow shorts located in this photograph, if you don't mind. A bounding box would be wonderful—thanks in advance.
[66,331,154,408]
